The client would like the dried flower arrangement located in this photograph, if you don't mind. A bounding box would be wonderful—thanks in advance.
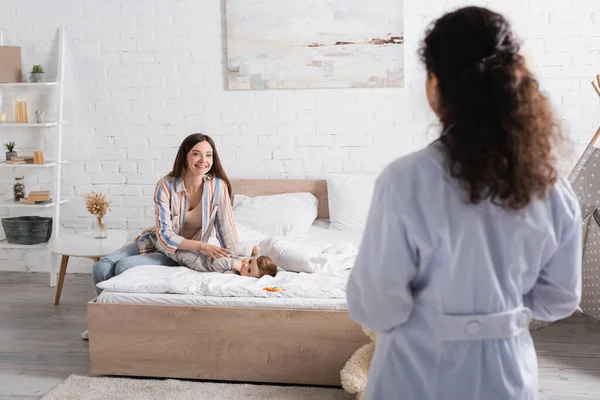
[84,191,111,230]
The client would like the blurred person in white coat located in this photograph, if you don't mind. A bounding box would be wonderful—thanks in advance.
[346,6,582,400]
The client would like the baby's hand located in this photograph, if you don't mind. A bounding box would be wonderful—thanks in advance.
[251,245,260,256]
[232,259,243,272]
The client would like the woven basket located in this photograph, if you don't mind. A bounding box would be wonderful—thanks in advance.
[1,216,53,245]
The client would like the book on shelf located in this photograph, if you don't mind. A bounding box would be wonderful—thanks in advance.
[28,191,50,202]
[6,156,34,164]
[5,153,45,164]
[18,191,51,204]
[19,197,52,205]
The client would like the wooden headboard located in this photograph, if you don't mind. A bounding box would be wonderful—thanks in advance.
[230,179,329,220]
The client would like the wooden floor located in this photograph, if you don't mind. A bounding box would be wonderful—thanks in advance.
[1,272,600,400]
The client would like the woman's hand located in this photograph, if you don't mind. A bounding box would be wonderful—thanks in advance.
[198,242,232,259]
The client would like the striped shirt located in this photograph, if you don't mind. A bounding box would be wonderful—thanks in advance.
[135,174,241,259]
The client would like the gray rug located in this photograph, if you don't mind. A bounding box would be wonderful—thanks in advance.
[41,375,353,400]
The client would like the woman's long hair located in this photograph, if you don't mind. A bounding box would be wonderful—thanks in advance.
[419,6,563,210]
[170,133,233,199]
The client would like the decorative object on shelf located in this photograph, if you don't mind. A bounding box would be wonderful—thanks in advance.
[1,216,53,245]
[35,110,45,123]
[13,176,25,201]
[4,141,16,160]
[14,96,28,123]
[0,46,22,83]
[6,155,33,164]
[84,191,112,239]
[0,113,6,123]
[30,64,45,83]
[19,190,51,204]
[19,198,52,205]
[33,151,44,164]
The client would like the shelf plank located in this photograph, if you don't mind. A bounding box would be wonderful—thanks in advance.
[0,122,58,128]
[0,82,58,87]
[0,239,47,249]
[0,160,67,168]
[0,198,69,209]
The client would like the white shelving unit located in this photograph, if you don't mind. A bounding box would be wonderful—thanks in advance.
[0,82,58,88]
[0,26,67,287]
[0,198,70,209]
[0,160,68,168]
[0,122,59,128]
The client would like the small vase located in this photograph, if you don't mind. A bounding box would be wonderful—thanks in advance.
[6,151,17,161]
[30,73,44,83]
[93,219,108,239]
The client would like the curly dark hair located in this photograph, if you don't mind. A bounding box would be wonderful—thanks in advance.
[419,6,563,210]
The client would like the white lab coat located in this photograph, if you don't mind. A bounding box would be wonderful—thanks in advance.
[346,141,582,400]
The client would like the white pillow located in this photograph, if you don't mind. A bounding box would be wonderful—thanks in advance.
[258,235,358,274]
[326,175,377,232]
[233,192,318,237]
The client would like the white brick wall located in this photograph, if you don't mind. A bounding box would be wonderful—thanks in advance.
[0,0,598,273]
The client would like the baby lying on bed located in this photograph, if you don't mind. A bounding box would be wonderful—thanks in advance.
[173,245,278,278]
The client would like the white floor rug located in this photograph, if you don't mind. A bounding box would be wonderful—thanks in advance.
[41,375,354,400]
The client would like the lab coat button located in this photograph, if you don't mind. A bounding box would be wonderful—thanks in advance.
[466,321,481,335]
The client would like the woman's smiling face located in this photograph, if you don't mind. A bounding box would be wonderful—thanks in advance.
[186,140,213,176]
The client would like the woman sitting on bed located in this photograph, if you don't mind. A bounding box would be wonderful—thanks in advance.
[84,133,243,339]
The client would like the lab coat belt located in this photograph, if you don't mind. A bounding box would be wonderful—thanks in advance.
[438,307,532,341]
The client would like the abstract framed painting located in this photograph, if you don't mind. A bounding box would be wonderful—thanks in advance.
[225,0,404,90]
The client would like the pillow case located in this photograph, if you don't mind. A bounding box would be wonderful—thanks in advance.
[258,235,358,274]
[232,192,318,237]
[326,174,377,232]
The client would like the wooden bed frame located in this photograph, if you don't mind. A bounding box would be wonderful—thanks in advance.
[88,179,369,386]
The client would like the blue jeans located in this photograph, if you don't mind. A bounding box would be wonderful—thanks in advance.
[92,242,179,295]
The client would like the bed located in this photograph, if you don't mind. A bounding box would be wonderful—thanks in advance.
[87,179,370,386]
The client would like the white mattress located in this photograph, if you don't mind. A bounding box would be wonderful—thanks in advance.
[96,220,361,310]
[96,291,348,310]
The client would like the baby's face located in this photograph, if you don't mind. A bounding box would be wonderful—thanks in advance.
[240,257,261,278]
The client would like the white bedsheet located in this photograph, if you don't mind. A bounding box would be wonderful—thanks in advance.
[96,291,348,310]
[96,221,363,306]
[96,265,352,298]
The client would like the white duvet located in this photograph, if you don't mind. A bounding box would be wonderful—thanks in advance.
[97,265,352,299]
[97,228,360,299]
